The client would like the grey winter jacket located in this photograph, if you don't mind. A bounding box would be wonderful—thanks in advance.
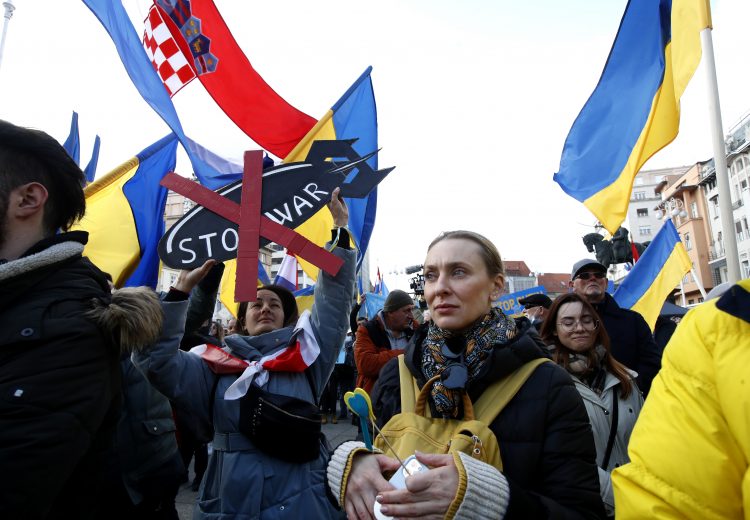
[572,369,643,516]
[134,246,355,519]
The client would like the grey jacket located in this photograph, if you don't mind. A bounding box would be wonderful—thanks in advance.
[134,246,355,519]
[573,369,643,516]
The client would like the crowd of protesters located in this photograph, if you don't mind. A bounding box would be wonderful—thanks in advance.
[2,118,749,519]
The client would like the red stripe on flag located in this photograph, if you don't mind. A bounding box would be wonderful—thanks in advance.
[156,1,316,158]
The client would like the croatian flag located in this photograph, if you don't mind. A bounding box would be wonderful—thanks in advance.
[273,251,298,291]
[222,310,319,399]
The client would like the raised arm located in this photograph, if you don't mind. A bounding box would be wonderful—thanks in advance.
[307,188,357,400]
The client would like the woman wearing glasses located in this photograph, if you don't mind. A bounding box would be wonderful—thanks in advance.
[540,293,643,519]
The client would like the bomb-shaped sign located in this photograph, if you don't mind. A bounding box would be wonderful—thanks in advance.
[158,139,393,269]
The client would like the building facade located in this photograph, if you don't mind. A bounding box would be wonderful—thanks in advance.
[699,112,750,285]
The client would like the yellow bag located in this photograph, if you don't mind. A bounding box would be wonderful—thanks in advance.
[374,356,549,471]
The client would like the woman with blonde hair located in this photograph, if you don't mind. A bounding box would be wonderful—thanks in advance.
[327,230,605,519]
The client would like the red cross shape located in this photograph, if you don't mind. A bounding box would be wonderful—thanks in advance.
[161,150,344,302]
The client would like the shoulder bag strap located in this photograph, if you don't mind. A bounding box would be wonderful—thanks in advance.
[397,354,419,414]
[600,387,619,469]
[472,358,551,422]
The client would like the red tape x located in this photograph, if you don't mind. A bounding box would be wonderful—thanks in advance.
[160,150,344,302]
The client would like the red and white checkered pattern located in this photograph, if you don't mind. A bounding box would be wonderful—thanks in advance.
[143,6,195,97]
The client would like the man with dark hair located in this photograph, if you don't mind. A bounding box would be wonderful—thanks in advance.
[569,258,661,396]
[0,120,161,518]
[354,289,415,393]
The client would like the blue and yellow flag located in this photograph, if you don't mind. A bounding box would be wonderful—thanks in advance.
[74,134,178,288]
[285,66,379,273]
[554,0,711,233]
[613,219,692,329]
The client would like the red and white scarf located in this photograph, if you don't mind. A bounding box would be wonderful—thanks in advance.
[189,310,318,400]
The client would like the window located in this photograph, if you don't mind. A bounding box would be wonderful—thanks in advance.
[272,257,283,265]
[688,299,694,305]
[712,198,720,218]
[634,191,646,200]
[690,201,698,218]
[736,221,745,242]
[742,179,748,191]
[639,225,652,236]
[637,208,649,217]
[684,233,692,251]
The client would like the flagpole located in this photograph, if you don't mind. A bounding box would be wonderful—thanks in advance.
[0,0,15,76]
[690,268,707,299]
[700,28,741,284]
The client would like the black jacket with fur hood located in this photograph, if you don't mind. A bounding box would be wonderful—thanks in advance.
[0,231,163,519]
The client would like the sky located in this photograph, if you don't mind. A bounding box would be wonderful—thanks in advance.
[1,0,748,291]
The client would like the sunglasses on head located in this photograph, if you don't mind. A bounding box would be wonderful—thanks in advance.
[575,271,606,281]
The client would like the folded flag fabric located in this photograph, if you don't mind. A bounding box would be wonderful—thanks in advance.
[554,0,710,234]
[613,219,692,329]
[273,252,298,292]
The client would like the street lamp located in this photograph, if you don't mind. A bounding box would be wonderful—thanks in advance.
[655,197,688,220]
[0,0,16,76]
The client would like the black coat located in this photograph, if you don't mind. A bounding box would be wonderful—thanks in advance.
[592,293,661,396]
[0,233,121,519]
[371,321,606,520]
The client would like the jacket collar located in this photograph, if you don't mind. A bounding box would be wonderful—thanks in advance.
[0,232,87,284]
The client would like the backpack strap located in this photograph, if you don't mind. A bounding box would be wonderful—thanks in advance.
[397,354,419,414]
[472,358,551,422]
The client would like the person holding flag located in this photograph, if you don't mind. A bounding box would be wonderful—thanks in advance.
[133,189,355,519]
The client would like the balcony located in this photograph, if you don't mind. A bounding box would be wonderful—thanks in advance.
[732,199,744,210]
[708,244,725,262]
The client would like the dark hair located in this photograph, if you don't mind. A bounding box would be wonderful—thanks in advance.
[539,292,634,398]
[237,285,299,334]
[427,230,504,278]
[0,120,86,235]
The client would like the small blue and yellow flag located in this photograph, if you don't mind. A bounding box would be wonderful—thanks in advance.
[554,0,711,233]
[613,220,692,330]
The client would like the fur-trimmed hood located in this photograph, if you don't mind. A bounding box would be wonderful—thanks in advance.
[88,287,164,354]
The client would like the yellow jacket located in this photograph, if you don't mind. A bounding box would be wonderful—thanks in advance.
[612,279,750,519]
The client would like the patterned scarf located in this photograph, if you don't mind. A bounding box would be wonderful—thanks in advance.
[421,307,517,418]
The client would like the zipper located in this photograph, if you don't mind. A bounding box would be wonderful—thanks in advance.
[258,396,320,423]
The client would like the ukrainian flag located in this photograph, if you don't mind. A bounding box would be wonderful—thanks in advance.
[554,0,710,234]
[74,134,178,288]
[220,67,379,314]
[613,220,692,330]
[285,66,379,275]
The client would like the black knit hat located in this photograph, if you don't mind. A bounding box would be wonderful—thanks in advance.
[383,290,414,313]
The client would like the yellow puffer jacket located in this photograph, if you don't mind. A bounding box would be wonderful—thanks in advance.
[612,279,750,519]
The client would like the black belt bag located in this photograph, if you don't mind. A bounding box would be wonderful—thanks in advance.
[238,384,322,463]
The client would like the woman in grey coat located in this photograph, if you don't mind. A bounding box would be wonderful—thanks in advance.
[134,191,355,519]
[540,292,643,518]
